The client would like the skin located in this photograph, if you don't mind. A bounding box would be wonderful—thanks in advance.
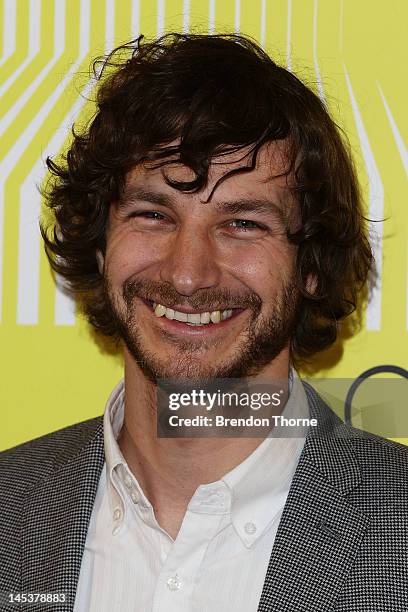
[101,141,303,538]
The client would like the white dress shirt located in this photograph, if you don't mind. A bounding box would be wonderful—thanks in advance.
[74,372,309,612]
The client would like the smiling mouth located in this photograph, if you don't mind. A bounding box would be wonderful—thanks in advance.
[144,300,243,326]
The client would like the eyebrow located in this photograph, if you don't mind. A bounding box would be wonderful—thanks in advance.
[119,187,173,209]
[118,186,288,220]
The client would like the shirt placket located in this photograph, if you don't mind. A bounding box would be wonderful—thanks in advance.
[152,484,230,612]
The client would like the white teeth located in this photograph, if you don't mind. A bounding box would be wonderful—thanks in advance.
[152,303,235,325]
[154,304,166,317]
[210,310,221,323]
[200,312,211,324]
[165,308,175,320]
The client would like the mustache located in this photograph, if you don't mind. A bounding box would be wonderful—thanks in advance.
[122,278,262,313]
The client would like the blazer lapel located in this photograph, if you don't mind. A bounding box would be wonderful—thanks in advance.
[258,386,370,612]
[21,418,105,611]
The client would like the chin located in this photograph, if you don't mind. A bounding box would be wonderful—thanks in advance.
[138,354,233,382]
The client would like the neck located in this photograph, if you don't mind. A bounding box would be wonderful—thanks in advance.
[118,347,291,538]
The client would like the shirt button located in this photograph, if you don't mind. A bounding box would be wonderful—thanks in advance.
[130,491,138,504]
[244,521,257,535]
[166,575,182,591]
[124,475,132,489]
[113,507,122,521]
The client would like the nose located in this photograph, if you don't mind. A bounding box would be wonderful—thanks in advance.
[159,224,221,296]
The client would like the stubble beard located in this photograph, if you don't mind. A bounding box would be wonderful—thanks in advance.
[103,276,300,383]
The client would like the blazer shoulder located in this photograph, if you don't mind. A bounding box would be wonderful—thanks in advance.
[346,432,408,500]
[305,381,408,484]
[0,416,104,493]
[350,429,408,487]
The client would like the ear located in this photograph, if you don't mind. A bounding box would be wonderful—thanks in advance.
[96,249,105,275]
[306,273,317,295]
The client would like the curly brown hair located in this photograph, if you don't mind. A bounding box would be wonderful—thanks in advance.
[40,33,373,361]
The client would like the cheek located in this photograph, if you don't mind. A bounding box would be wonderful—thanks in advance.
[222,241,296,291]
[105,228,164,284]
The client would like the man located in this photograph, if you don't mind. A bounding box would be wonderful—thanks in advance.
[1,33,407,612]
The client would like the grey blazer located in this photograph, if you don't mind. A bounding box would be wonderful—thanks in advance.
[1,384,408,611]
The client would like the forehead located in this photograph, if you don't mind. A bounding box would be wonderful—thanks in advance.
[124,140,294,204]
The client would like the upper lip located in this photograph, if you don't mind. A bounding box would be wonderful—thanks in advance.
[145,299,238,314]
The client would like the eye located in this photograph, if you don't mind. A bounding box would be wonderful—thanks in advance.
[127,210,173,226]
[125,210,174,231]
[129,211,166,220]
[228,219,265,231]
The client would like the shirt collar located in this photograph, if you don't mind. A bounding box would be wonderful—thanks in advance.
[221,370,308,547]
[103,380,147,530]
[103,369,308,545]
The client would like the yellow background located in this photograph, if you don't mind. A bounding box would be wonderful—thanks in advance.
[1,0,407,451]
